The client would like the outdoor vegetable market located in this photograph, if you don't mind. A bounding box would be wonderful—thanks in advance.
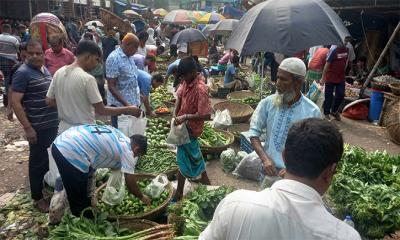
[0,0,399,240]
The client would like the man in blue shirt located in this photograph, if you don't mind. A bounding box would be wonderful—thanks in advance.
[224,56,243,91]
[136,70,164,116]
[51,125,150,217]
[249,58,320,180]
[106,33,141,128]
[165,43,188,88]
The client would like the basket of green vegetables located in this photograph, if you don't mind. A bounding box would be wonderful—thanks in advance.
[199,123,234,154]
[92,174,173,220]
[227,91,260,109]
[136,147,178,179]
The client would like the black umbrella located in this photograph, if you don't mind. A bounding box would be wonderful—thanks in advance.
[226,0,350,56]
[211,19,239,36]
[201,24,215,37]
[171,28,207,45]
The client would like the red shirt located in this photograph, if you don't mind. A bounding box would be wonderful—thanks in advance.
[44,48,75,76]
[177,74,212,138]
[309,48,329,71]
[325,46,348,84]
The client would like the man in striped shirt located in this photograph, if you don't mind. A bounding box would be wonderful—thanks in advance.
[11,40,59,213]
[51,125,150,216]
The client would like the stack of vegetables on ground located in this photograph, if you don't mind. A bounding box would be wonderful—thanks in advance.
[97,180,170,216]
[50,210,174,240]
[169,185,235,239]
[136,147,178,175]
[199,123,231,148]
[145,118,170,146]
[151,86,175,109]
[250,73,272,98]
[329,145,400,238]
[0,192,49,239]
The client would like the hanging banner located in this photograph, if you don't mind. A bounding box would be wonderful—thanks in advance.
[93,0,101,6]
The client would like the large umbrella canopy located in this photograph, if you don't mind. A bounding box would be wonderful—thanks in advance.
[153,8,168,17]
[210,19,239,36]
[171,28,206,45]
[198,12,225,24]
[163,10,192,25]
[227,0,350,56]
[201,24,216,37]
[85,20,104,27]
[187,11,207,23]
[123,9,141,18]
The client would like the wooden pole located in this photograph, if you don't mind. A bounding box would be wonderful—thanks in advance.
[29,0,33,19]
[360,21,400,97]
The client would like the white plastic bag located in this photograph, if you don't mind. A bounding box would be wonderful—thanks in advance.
[220,148,238,173]
[44,147,60,188]
[118,112,147,137]
[49,178,68,224]
[144,174,169,198]
[212,109,232,129]
[232,151,263,181]
[101,170,125,206]
[166,119,191,146]
[306,81,322,103]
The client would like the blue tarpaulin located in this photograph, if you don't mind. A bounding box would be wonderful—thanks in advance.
[222,5,244,19]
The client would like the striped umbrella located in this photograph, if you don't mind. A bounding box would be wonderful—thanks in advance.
[153,8,168,17]
[123,9,141,18]
[188,11,205,23]
[197,12,225,24]
[163,10,192,25]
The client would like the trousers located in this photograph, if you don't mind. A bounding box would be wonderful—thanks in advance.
[323,81,345,115]
[29,127,58,200]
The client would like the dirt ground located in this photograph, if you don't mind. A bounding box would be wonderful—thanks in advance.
[0,101,399,196]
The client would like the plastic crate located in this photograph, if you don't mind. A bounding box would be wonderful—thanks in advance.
[240,134,253,154]
[216,87,231,99]
[240,132,265,154]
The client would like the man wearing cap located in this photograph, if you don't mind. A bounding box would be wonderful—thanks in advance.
[200,118,361,240]
[106,33,141,128]
[249,57,321,180]
[165,43,188,88]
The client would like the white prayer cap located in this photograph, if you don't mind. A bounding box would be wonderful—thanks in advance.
[177,43,188,53]
[278,57,307,77]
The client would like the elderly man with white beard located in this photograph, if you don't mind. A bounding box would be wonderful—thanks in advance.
[249,57,321,178]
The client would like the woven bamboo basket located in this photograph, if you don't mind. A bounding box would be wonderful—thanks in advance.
[381,100,400,127]
[100,8,132,33]
[387,123,400,145]
[227,91,260,109]
[227,123,250,143]
[118,221,174,240]
[371,81,391,92]
[389,83,400,96]
[163,99,176,108]
[213,101,254,123]
[200,129,235,155]
[92,173,173,220]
